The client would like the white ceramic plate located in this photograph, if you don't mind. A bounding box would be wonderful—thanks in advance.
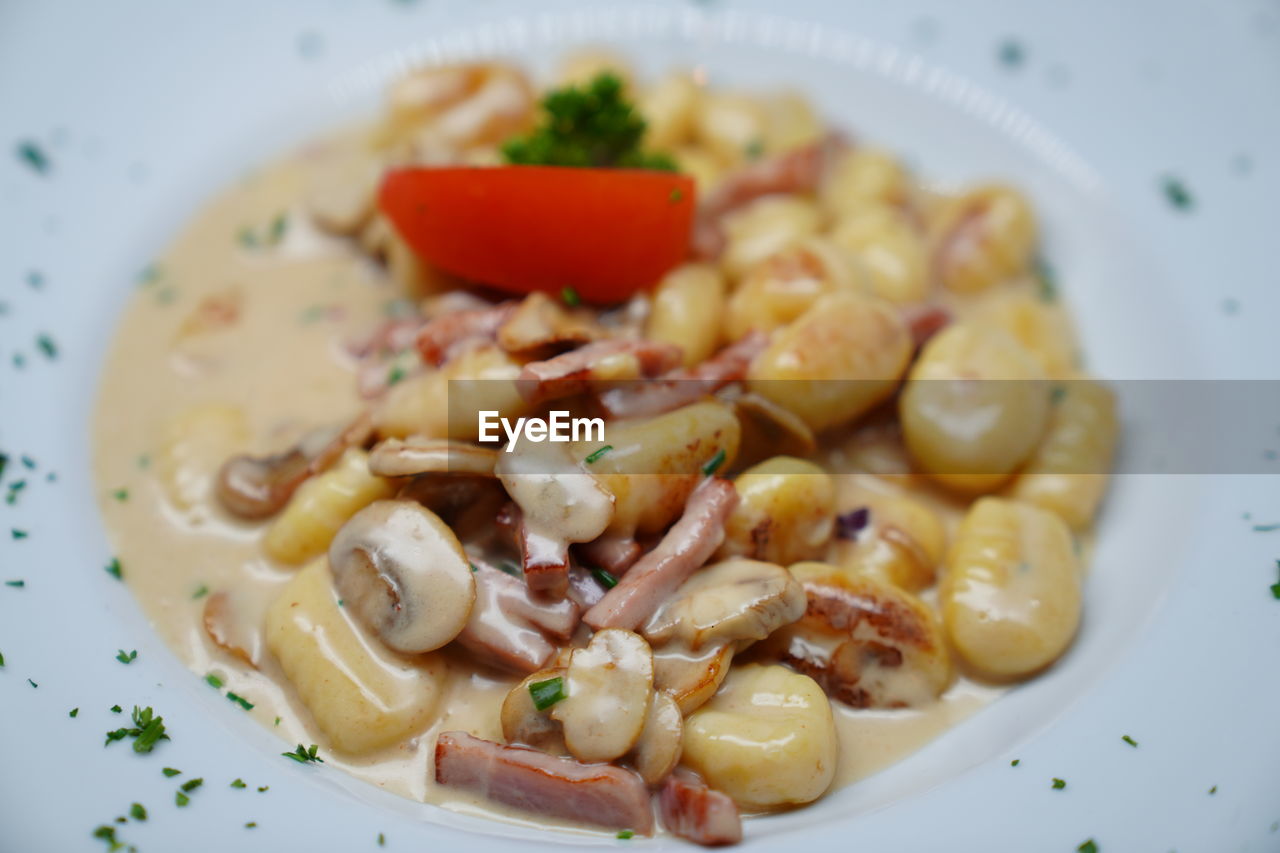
[2,1,1278,850]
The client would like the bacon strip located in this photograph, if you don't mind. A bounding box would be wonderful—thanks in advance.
[435,732,654,835]
[693,134,847,259]
[659,770,743,847]
[596,332,768,419]
[456,561,580,673]
[901,304,951,350]
[415,302,516,367]
[519,523,571,598]
[576,534,643,577]
[583,478,739,631]
[515,338,683,405]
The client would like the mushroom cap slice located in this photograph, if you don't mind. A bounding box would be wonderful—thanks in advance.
[644,559,806,651]
[550,629,654,762]
[632,691,683,785]
[328,499,476,654]
[652,642,734,716]
[500,667,568,753]
[368,437,498,478]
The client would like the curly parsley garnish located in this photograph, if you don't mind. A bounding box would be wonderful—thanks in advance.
[502,73,674,171]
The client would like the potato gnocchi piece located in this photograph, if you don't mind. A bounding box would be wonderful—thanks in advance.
[682,664,837,808]
[829,481,947,593]
[647,263,727,367]
[969,284,1079,378]
[576,400,741,539]
[693,92,769,166]
[829,205,929,305]
[374,344,529,441]
[930,184,1037,294]
[723,238,861,341]
[156,403,250,516]
[639,73,700,152]
[720,195,822,280]
[820,148,911,219]
[262,448,393,565]
[899,322,1050,494]
[762,562,951,708]
[941,497,1082,679]
[718,457,836,566]
[760,92,825,154]
[265,560,448,754]
[748,292,913,432]
[1007,379,1118,529]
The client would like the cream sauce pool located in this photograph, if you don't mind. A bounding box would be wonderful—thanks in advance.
[93,147,1003,835]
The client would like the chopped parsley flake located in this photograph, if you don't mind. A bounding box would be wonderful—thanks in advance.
[1010,759,1020,767]
[70,708,79,718]
[744,139,764,160]
[1252,522,1280,532]
[162,767,182,777]
[498,560,522,578]
[1051,777,1066,790]
[561,286,581,307]
[584,445,613,464]
[282,743,324,764]
[227,691,254,710]
[1272,560,1280,600]
[997,39,1026,68]
[386,364,406,386]
[274,717,281,726]
[105,558,123,580]
[617,829,635,840]
[231,778,247,789]
[180,778,204,793]
[27,678,37,688]
[592,568,619,589]
[129,803,146,822]
[16,140,50,174]
[205,673,224,689]
[5,580,25,588]
[92,825,122,851]
[175,791,189,808]
[1209,785,1218,794]
[36,333,58,359]
[245,822,257,829]
[192,584,209,599]
[104,706,169,753]
[0,651,5,667]
[529,675,567,711]
[1077,841,1098,853]
[5,479,26,505]
[701,448,727,476]
[669,187,684,203]
[257,785,269,792]
[1034,257,1058,302]
[112,488,129,502]
[1161,175,1194,211]
[378,832,386,846]
[111,705,123,713]
[115,649,138,664]
[1121,734,1137,747]
[20,454,35,470]
[11,528,28,540]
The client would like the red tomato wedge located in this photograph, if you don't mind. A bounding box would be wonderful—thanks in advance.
[379,166,696,304]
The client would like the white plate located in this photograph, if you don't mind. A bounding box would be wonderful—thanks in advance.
[2,1,1278,851]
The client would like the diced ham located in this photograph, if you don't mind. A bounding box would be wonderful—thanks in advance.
[901,304,951,349]
[456,561,580,673]
[416,301,516,367]
[519,523,571,598]
[658,770,743,847]
[583,478,739,631]
[515,338,683,405]
[576,534,643,577]
[434,732,654,835]
[596,332,768,419]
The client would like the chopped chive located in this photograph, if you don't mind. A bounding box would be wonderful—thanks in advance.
[5,580,25,588]
[1252,522,1280,532]
[1034,257,1057,302]
[115,649,138,664]
[274,717,281,726]
[105,558,123,580]
[36,333,58,359]
[266,212,288,245]
[16,140,50,174]
[529,675,566,711]
[1161,175,1194,211]
[1051,777,1066,790]
[129,803,147,822]
[592,568,618,589]
[162,767,182,777]
[498,560,522,578]
[227,692,254,710]
[469,563,478,573]
[584,444,613,465]
[205,673,223,689]
[617,829,635,840]
[192,584,209,599]
[997,38,1025,68]
[1121,734,1137,747]
[111,488,129,502]
[282,743,323,763]
[744,139,764,160]
[20,454,35,470]
[700,448,726,476]
[11,529,28,540]
[0,651,5,667]
[6,478,27,504]
[28,678,37,688]
[560,286,581,307]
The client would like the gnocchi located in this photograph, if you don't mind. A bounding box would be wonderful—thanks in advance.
[718,456,836,565]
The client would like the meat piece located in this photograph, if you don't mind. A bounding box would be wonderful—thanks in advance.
[515,338,683,405]
[901,304,951,349]
[519,523,571,598]
[415,301,516,367]
[693,135,847,259]
[583,478,739,631]
[567,565,608,609]
[496,291,603,354]
[456,561,580,673]
[596,332,768,419]
[576,534,643,577]
[434,732,654,835]
[659,770,743,847]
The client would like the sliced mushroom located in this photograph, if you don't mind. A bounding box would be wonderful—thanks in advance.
[549,629,654,762]
[653,642,735,716]
[327,499,476,654]
[756,562,952,708]
[500,667,568,752]
[434,731,654,835]
[632,691,683,785]
[514,338,683,405]
[202,590,262,667]
[215,411,373,519]
[496,291,603,354]
[727,390,817,468]
[644,559,805,652]
[368,437,498,478]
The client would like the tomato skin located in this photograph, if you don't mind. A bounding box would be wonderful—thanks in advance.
[379,166,696,304]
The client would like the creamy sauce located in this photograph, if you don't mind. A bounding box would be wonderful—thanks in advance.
[93,145,1003,835]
